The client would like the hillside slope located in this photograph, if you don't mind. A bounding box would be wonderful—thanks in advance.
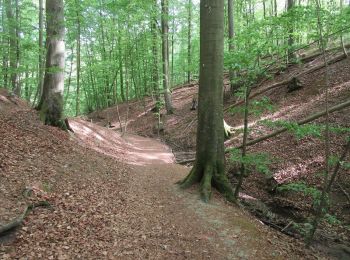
[0,89,317,259]
[89,51,350,257]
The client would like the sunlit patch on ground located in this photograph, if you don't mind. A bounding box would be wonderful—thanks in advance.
[70,118,174,166]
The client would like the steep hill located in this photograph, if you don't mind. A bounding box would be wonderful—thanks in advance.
[89,50,350,258]
[0,88,318,259]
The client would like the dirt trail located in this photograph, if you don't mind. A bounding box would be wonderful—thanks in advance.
[70,118,174,166]
[66,120,309,259]
[0,96,311,259]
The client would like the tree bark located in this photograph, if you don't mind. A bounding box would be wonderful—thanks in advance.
[40,0,66,129]
[228,0,236,93]
[151,0,160,101]
[187,0,192,83]
[118,24,125,102]
[161,0,174,114]
[75,0,81,116]
[287,0,294,62]
[1,0,9,89]
[35,0,45,108]
[178,0,234,202]
[5,0,18,94]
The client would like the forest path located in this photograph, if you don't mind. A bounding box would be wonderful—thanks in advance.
[70,118,175,166]
[64,118,305,259]
[0,104,308,259]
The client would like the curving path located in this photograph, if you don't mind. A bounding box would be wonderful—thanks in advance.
[70,118,174,166]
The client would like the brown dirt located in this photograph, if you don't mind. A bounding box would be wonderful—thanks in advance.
[0,89,317,259]
[89,52,350,258]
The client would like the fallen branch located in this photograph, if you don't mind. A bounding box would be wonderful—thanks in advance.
[224,53,347,112]
[0,201,51,236]
[226,99,350,152]
[337,183,350,203]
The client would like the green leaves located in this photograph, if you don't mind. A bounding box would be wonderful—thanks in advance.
[230,149,273,177]
[261,120,350,140]
[277,182,321,202]
[230,96,275,117]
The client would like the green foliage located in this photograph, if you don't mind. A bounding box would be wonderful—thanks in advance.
[1,0,350,118]
[230,96,275,116]
[230,148,273,177]
[293,222,314,237]
[277,182,321,202]
[261,120,350,140]
[324,214,341,225]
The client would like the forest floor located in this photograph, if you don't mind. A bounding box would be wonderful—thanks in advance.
[0,90,319,259]
[89,50,350,259]
[0,51,349,259]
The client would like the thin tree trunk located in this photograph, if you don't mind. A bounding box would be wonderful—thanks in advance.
[187,0,192,83]
[64,45,74,109]
[306,0,331,245]
[5,0,18,94]
[233,85,252,199]
[171,9,175,87]
[118,25,125,102]
[1,0,9,89]
[287,0,295,62]
[161,0,174,114]
[34,0,44,108]
[228,0,236,93]
[75,0,81,116]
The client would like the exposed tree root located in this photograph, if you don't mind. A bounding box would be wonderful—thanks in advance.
[180,100,350,163]
[178,163,235,202]
[0,201,51,236]
[224,119,234,139]
[224,53,347,113]
[64,118,74,133]
[337,183,350,203]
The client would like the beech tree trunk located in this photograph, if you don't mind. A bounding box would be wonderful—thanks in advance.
[151,0,159,100]
[287,0,294,62]
[161,0,174,114]
[178,0,234,202]
[35,0,44,106]
[228,0,236,93]
[5,0,19,94]
[40,0,66,128]
[75,0,81,116]
[187,0,192,83]
[1,0,8,89]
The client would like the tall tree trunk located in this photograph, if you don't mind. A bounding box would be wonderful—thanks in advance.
[287,0,294,62]
[161,0,174,114]
[5,0,18,94]
[187,0,192,83]
[171,8,175,87]
[151,1,160,101]
[1,0,9,89]
[118,25,125,102]
[14,0,19,95]
[178,0,234,203]
[75,0,81,116]
[228,0,236,93]
[40,0,66,128]
[35,0,45,108]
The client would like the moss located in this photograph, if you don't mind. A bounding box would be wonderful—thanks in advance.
[178,161,235,203]
[40,92,67,131]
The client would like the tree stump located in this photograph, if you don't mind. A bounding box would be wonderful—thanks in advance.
[287,77,303,92]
